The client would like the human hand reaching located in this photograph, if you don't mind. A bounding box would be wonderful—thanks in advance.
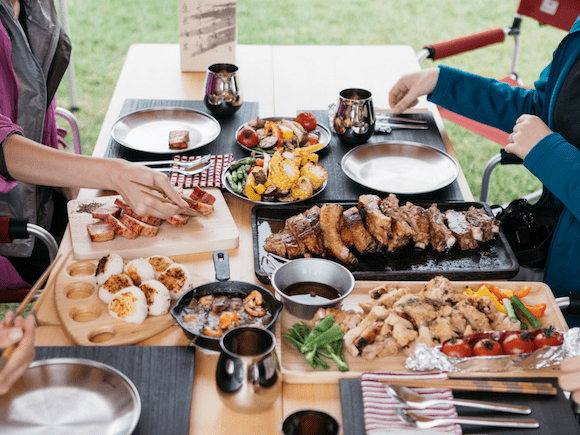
[389,68,440,115]
[0,313,35,395]
[559,356,580,404]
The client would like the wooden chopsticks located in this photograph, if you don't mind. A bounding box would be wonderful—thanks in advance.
[379,378,557,395]
[130,180,200,216]
[0,252,62,371]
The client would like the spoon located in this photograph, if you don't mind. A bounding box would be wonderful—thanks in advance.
[387,384,531,414]
[395,408,539,429]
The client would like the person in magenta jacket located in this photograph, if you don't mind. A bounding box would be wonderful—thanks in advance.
[389,14,580,327]
[1,0,189,287]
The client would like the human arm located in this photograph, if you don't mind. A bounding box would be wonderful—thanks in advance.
[3,133,189,219]
[0,312,35,395]
[559,356,580,404]
[388,68,440,114]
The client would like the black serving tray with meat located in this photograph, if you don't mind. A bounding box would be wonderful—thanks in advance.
[252,201,519,284]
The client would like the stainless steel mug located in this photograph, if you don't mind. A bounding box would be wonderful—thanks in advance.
[333,88,375,145]
[216,326,281,414]
[204,63,243,115]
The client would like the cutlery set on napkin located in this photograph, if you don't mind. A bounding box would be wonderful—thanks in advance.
[361,372,541,434]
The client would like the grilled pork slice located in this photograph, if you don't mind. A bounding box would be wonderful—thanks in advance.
[342,207,380,254]
[105,214,138,240]
[399,202,431,249]
[427,204,456,252]
[91,204,121,220]
[465,206,500,241]
[87,221,115,242]
[319,204,357,265]
[114,198,163,226]
[380,194,416,251]
[169,130,189,150]
[286,213,324,256]
[120,214,160,237]
[190,186,216,205]
[266,228,305,259]
[358,194,391,245]
[165,214,189,227]
[445,210,478,250]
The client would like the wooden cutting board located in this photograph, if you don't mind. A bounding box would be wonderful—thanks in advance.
[67,188,238,260]
[54,252,211,346]
[277,280,568,383]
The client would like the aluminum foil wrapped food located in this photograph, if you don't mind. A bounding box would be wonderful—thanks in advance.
[406,327,580,372]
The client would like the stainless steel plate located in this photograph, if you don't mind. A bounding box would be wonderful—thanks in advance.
[341,141,459,194]
[111,107,220,153]
[235,117,331,154]
[0,358,141,435]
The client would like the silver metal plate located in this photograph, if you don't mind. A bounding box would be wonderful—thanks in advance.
[0,358,141,435]
[235,117,331,154]
[341,141,459,194]
[111,107,221,153]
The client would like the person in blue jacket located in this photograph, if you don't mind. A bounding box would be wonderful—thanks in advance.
[389,14,580,328]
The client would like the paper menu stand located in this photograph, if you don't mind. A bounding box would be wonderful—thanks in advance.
[178,0,237,72]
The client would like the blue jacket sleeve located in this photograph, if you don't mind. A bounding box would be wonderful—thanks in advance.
[428,65,548,132]
[525,132,580,219]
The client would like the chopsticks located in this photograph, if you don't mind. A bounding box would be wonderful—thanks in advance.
[379,378,557,395]
[0,252,62,371]
[130,180,201,217]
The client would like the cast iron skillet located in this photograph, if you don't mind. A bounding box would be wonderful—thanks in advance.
[171,250,283,351]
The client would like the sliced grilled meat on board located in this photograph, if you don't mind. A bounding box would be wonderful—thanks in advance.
[263,194,501,263]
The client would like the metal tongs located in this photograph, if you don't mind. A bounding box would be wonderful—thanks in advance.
[375,114,429,134]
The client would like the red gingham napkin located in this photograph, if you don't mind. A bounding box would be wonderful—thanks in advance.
[362,372,462,435]
[167,154,235,189]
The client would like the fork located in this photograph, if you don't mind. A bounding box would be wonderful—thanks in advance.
[395,408,539,429]
[135,154,211,168]
[152,161,211,176]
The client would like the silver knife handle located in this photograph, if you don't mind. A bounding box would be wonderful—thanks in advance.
[450,398,531,414]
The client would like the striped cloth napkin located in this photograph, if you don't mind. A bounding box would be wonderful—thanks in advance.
[167,154,235,189]
[362,372,462,435]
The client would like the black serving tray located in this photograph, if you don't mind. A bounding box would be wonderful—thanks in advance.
[252,201,519,284]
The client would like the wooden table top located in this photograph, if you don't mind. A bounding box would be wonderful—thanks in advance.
[33,43,475,435]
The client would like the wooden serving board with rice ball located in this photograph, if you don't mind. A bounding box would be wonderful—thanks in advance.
[54,253,210,346]
[66,188,239,260]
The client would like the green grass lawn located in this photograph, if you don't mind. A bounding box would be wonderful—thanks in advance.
[57,0,565,206]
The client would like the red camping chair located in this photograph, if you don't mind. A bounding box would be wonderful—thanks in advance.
[417,0,580,202]
[0,218,59,302]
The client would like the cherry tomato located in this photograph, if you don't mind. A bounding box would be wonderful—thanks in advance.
[501,331,536,355]
[237,128,259,147]
[295,111,317,132]
[307,133,319,145]
[473,338,503,356]
[533,326,563,349]
[441,337,472,358]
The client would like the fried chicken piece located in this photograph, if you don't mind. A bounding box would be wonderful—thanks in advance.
[342,207,381,253]
[428,204,456,251]
[456,300,492,333]
[358,194,391,245]
[399,202,431,249]
[445,210,478,250]
[380,194,416,251]
[286,213,324,256]
[319,204,358,265]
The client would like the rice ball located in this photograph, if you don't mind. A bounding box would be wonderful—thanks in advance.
[108,286,148,324]
[157,263,194,300]
[140,280,171,316]
[124,258,155,286]
[147,255,175,278]
[99,273,134,304]
[95,253,124,286]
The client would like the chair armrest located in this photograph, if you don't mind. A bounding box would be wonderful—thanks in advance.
[421,27,507,61]
[55,106,82,154]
